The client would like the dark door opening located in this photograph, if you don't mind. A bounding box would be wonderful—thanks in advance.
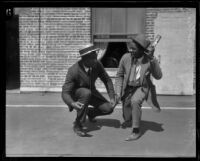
[6,15,20,90]
[101,42,128,68]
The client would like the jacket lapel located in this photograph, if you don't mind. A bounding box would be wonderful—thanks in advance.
[77,62,90,86]
[139,63,149,85]
[138,57,150,85]
[125,55,133,84]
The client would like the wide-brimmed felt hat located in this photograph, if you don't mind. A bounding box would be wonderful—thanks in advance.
[130,34,151,50]
[78,44,100,58]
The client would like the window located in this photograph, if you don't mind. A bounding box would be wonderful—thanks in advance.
[100,42,128,68]
[92,8,145,68]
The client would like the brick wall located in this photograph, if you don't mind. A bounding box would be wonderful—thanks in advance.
[17,7,195,94]
[18,8,91,91]
[19,8,42,88]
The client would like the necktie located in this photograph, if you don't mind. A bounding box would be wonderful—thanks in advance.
[87,68,91,76]
[135,65,141,81]
[129,59,137,82]
[128,59,141,86]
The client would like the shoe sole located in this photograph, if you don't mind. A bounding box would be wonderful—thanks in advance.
[125,134,141,141]
[125,137,139,141]
[74,131,86,137]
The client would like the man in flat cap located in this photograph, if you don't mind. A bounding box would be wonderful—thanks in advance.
[115,34,162,141]
[62,44,117,136]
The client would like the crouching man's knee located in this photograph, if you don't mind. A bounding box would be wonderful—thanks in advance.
[103,103,114,115]
[75,88,92,103]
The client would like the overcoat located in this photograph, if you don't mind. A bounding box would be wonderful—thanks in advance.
[62,60,115,112]
[115,53,162,109]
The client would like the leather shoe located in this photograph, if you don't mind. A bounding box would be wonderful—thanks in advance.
[88,115,97,123]
[73,125,86,137]
[125,132,141,141]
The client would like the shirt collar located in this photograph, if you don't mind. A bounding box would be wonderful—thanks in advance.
[134,55,144,64]
[83,64,89,72]
[138,55,144,63]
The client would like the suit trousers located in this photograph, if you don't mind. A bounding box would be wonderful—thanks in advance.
[122,86,146,128]
[74,88,113,124]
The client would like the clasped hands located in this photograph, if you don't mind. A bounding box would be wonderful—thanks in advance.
[110,94,121,108]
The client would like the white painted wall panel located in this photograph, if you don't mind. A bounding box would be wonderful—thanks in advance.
[154,11,195,95]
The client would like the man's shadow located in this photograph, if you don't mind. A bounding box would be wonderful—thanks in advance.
[82,118,121,133]
[140,120,164,137]
[82,119,164,138]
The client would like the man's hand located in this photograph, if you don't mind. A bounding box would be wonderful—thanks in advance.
[145,46,155,60]
[110,98,116,107]
[110,94,121,108]
[115,94,121,104]
[71,101,83,111]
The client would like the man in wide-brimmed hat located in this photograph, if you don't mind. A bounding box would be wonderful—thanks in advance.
[115,34,163,141]
[62,43,117,136]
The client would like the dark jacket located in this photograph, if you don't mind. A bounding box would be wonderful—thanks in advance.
[115,53,162,109]
[62,60,115,111]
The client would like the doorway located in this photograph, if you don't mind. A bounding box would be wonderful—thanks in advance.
[6,15,20,90]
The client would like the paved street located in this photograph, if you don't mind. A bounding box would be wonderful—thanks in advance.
[6,93,196,157]
[6,92,195,107]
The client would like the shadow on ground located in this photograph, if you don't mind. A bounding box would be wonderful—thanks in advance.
[140,120,164,137]
[82,119,164,138]
[83,118,121,133]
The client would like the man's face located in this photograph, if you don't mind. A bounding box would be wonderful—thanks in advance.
[82,51,98,68]
[128,42,144,58]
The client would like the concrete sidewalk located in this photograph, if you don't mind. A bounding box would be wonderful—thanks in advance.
[6,92,196,108]
[5,92,196,157]
[6,106,196,157]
